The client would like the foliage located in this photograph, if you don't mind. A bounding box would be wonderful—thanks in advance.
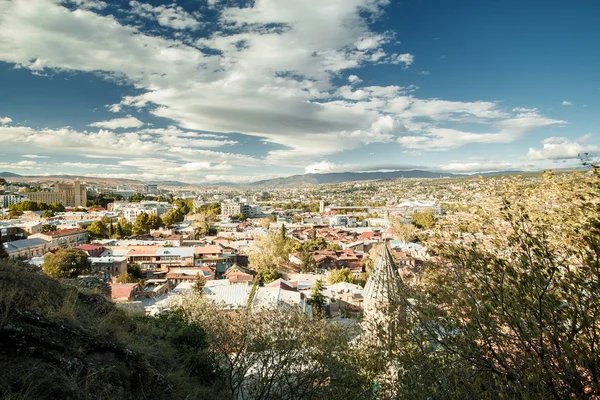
[410,210,436,229]
[127,263,143,280]
[179,294,369,399]
[259,216,276,229]
[41,209,55,218]
[327,268,355,285]
[117,217,132,238]
[382,170,600,398]
[147,213,164,230]
[230,213,246,221]
[132,212,152,236]
[161,208,184,226]
[249,232,298,270]
[390,217,419,242]
[9,201,65,213]
[86,220,108,239]
[309,279,326,316]
[196,202,221,215]
[0,241,7,259]
[41,224,57,233]
[43,248,90,279]
[300,251,316,272]
[115,272,137,283]
[255,268,281,285]
[0,258,223,399]
[193,273,206,295]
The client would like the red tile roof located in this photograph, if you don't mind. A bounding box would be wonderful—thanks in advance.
[41,228,87,237]
[110,283,139,300]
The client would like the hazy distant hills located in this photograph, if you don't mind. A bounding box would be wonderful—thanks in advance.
[248,170,464,187]
[0,169,534,189]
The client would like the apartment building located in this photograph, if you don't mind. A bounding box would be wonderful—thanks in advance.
[26,179,87,208]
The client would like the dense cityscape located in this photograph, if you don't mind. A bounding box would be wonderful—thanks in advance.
[1,0,599,398]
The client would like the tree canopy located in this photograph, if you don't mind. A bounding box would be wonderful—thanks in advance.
[43,248,90,279]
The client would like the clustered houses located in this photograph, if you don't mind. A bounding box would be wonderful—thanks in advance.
[1,177,447,317]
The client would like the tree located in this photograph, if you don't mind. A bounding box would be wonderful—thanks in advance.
[380,170,600,398]
[249,233,298,271]
[327,268,355,285]
[41,224,57,233]
[132,212,150,236]
[49,202,65,212]
[127,263,143,280]
[0,235,7,259]
[300,251,316,273]
[178,295,369,399]
[410,210,436,229]
[280,223,286,239]
[390,217,418,242]
[309,279,326,317]
[117,218,131,237]
[108,221,114,237]
[86,220,107,239]
[193,273,206,295]
[259,217,273,229]
[43,248,90,279]
[255,268,281,285]
[41,210,55,219]
[115,222,124,238]
[115,272,137,283]
[161,208,183,226]
[147,213,163,230]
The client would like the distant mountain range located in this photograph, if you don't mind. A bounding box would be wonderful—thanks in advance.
[244,169,525,187]
[0,169,537,188]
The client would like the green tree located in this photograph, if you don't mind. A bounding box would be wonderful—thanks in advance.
[108,221,114,237]
[300,251,316,273]
[0,235,7,259]
[249,232,298,271]
[230,213,246,221]
[147,213,163,230]
[49,202,65,212]
[132,212,150,236]
[41,224,57,233]
[193,273,206,295]
[43,248,90,279]
[127,263,143,280]
[410,210,436,229]
[161,208,183,226]
[280,223,286,239]
[255,268,281,285]
[309,279,326,317]
[381,170,600,398]
[86,220,107,239]
[115,272,137,283]
[327,268,355,285]
[41,210,55,219]
[117,218,131,237]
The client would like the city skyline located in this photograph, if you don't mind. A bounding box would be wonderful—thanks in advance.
[0,0,599,184]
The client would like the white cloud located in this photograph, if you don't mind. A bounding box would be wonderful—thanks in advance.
[348,74,362,84]
[562,100,572,106]
[438,161,516,173]
[68,0,107,11]
[89,116,144,129]
[22,154,49,159]
[527,137,599,160]
[0,117,12,124]
[394,53,414,67]
[129,1,200,30]
[577,133,592,142]
[397,110,566,150]
[0,0,574,174]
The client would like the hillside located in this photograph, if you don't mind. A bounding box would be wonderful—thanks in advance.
[0,259,224,400]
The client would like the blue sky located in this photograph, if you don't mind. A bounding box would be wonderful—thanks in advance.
[0,0,598,184]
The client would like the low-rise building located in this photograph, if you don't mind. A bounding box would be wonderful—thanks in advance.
[30,228,88,248]
[3,238,56,259]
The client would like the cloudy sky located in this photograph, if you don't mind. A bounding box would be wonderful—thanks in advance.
[0,0,598,184]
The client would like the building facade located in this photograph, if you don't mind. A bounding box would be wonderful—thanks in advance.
[26,180,87,208]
